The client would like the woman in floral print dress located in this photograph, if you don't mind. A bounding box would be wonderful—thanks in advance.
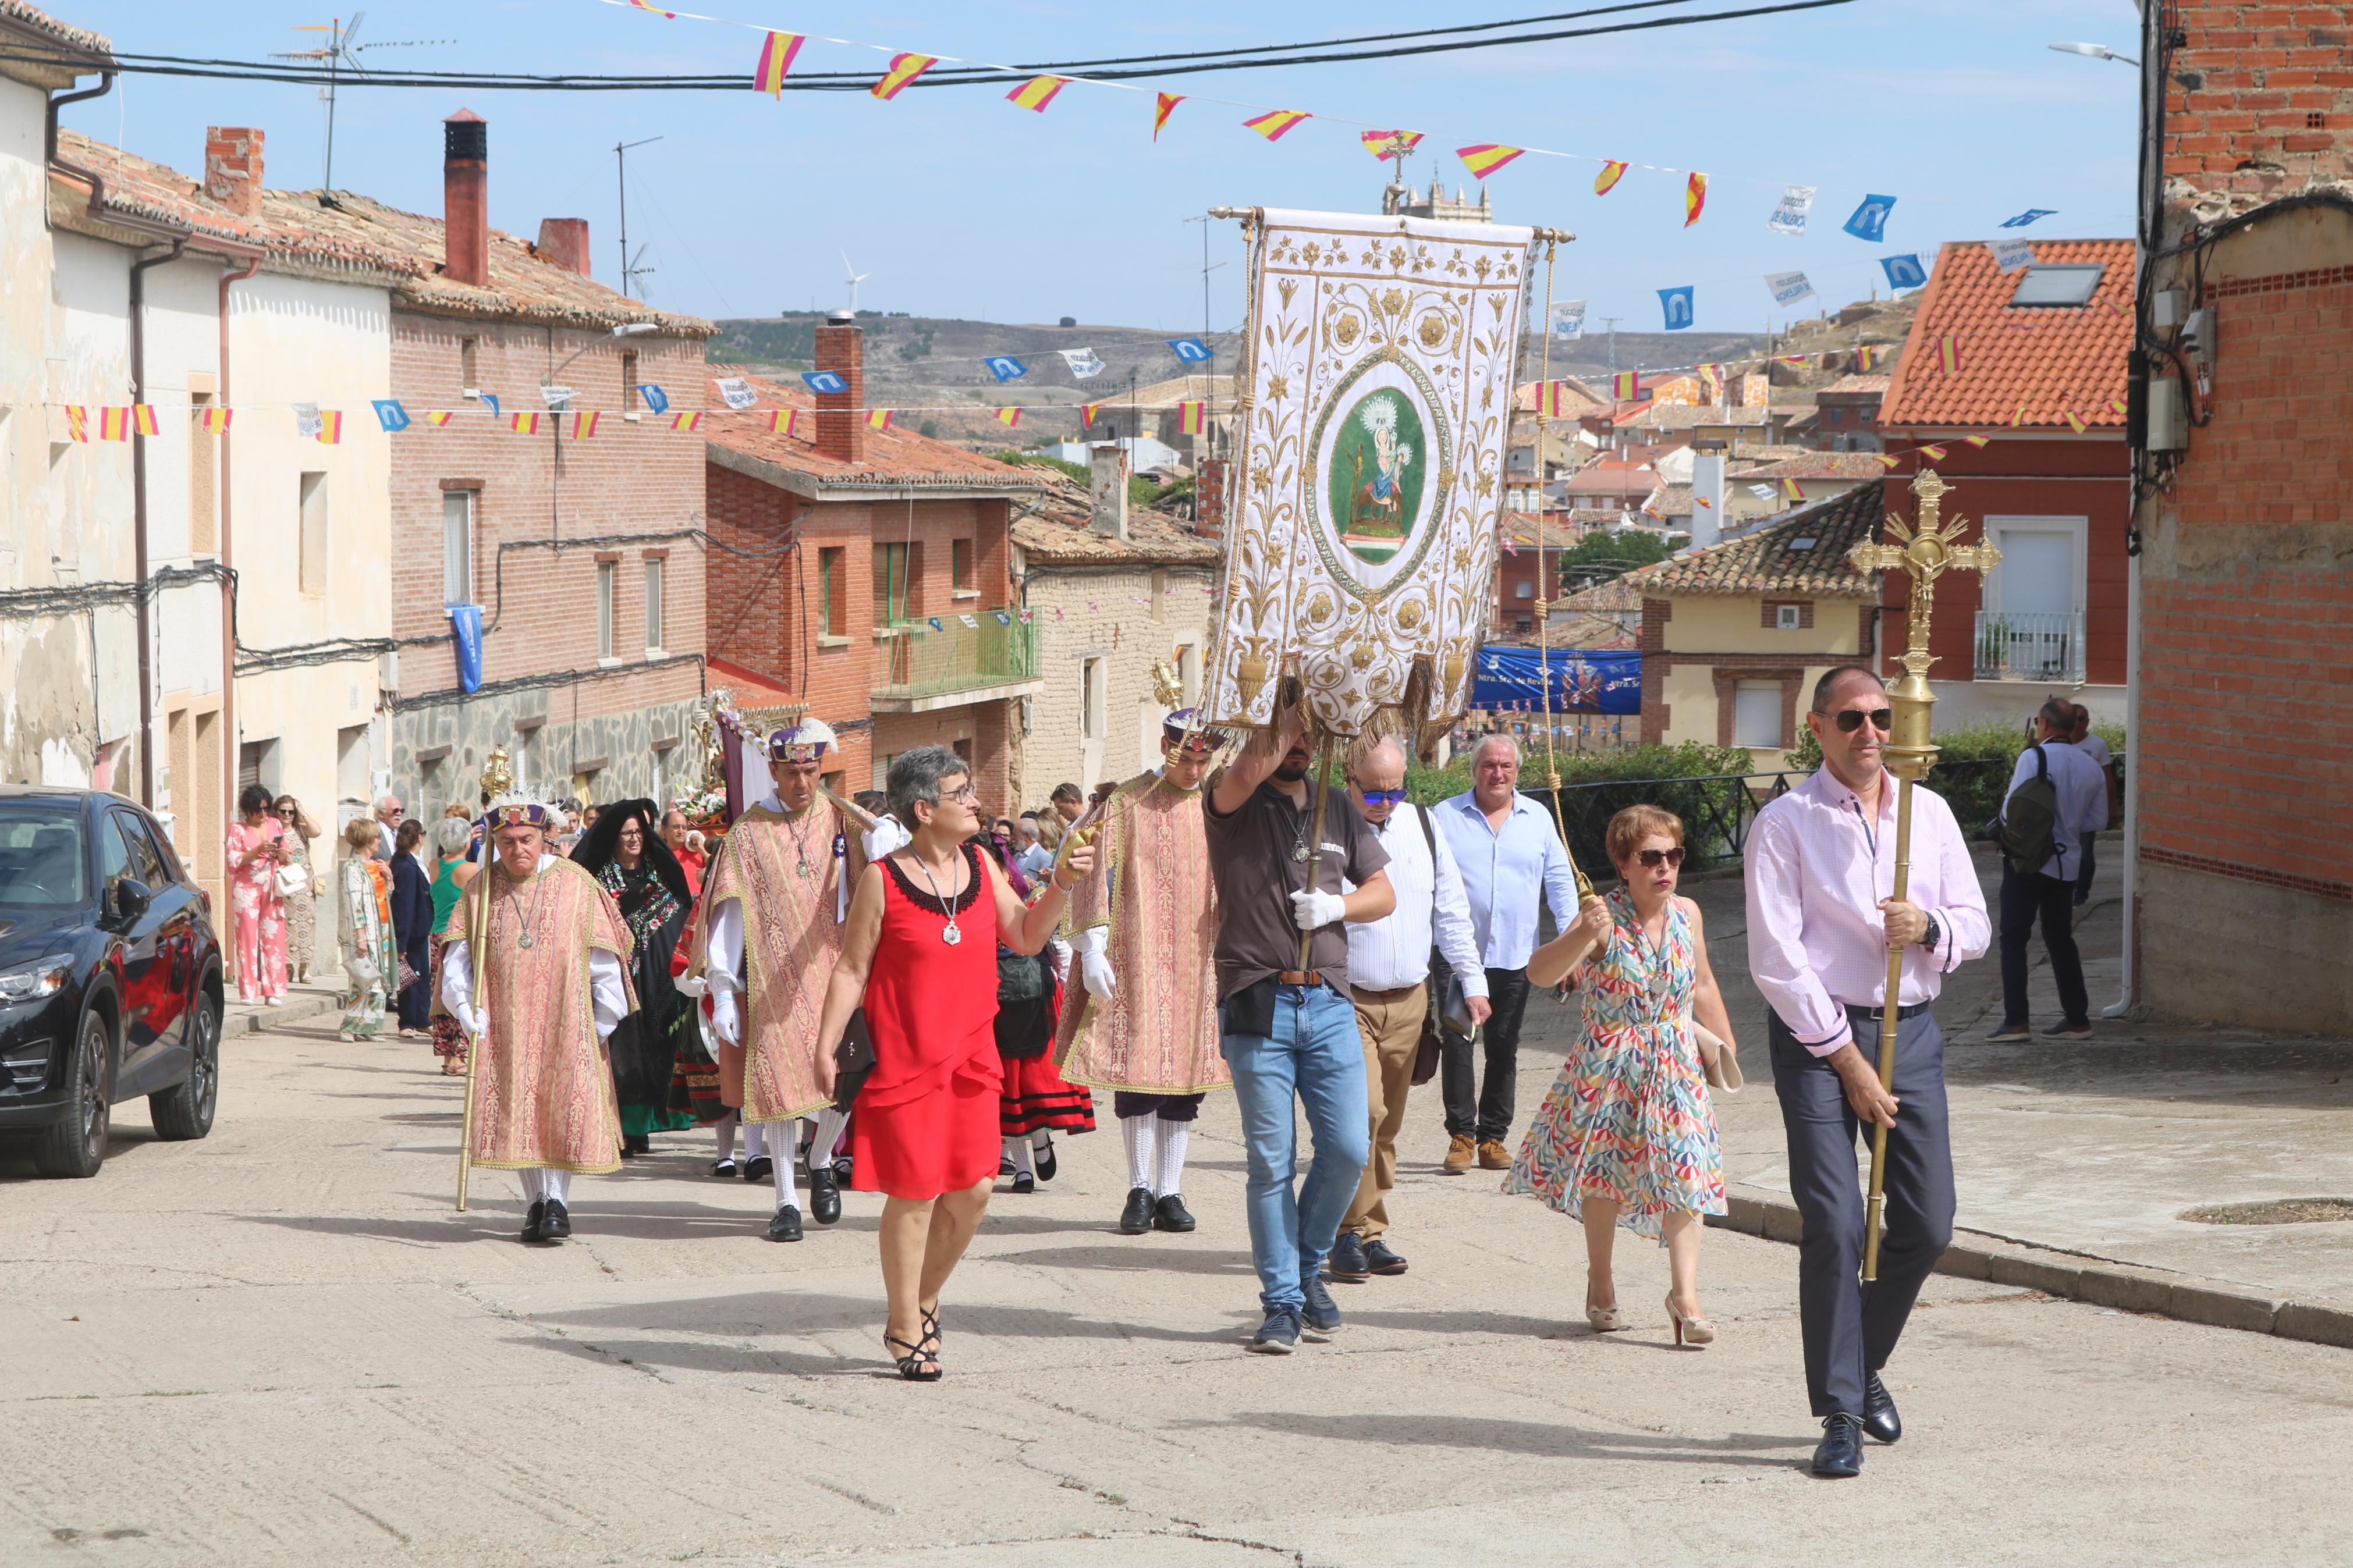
[1506,804,1738,1346]
[336,817,398,1040]
[226,784,292,1005]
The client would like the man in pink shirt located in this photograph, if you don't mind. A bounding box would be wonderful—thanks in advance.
[1745,664,1990,1478]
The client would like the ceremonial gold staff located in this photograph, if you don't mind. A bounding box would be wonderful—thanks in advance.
[1845,471,1997,1279]
[455,746,513,1213]
[1527,232,1599,908]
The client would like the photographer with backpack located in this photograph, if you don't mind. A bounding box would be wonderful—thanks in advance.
[1988,698,2110,1041]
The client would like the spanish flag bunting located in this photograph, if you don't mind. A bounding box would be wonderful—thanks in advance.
[1612,371,1641,400]
[2107,396,2127,414]
[627,0,676,15]
[1078,401,1103,426]
[995,406,1021,428]
[570,411,599,440]
[871,53,936,100]
[97,406,130,441]
[2007,403,2029,429]
[1007,76,1069,112]
[767,408,800,436]
[1694,494,1712,509]
[63,405,88,442]
[1243,109,1309,142]
[1456,144,1524,179]
[671,411,703,432]
[1919,443,1948,460]
[1153,93,1183,140]
[510,411,542,435]
[1697,363,1723,401]
[133,404,159,436]
[1875,453,1903,470]
[1594,161,1628,195]
[1782,478,1804,501]
[1176,400,1206,436]
[1962,434,1992,448]
[1684,172,1708,226]
[200,406,234,433]
[753,31,804,97]
[421,410,453,427]
[2063,408,2087,434]
[1935,333,1961,375]
[1360,129,1424,161]
[865,408,894,432]
[315,410,343,445]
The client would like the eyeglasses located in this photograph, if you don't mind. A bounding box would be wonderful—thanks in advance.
[1358,788,1408,806]
[1634,847,1685,869]
[1832,707,1894,734]
[944,783,979,804]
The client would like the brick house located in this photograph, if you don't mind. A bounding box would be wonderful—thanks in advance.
[1812,373,1889,451]
[2130,2,2353,1031]
[1627,484,1882,769]
[701,326,1047,814]
[285,111,721,817]
[1873,239,2135,730]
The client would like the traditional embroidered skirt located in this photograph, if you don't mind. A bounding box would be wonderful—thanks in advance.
[1000,1052,1096,1137]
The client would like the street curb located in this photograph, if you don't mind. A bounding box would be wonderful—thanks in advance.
[1709,1193,2353,1352]
[222,993,339,1040]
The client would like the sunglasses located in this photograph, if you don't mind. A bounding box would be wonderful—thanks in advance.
[1832,707,1894,734]
[1358,788,1408,806]
[1634,847,1685,869]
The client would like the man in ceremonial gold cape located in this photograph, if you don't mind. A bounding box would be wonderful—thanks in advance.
[1055,709,1231,1236]
[441,798,638,1245]
[691,718,908,1242]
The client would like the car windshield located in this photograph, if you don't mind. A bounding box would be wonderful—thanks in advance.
[0,805,87,909]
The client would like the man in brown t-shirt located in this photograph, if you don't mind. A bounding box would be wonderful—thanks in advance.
[1205,701,1394,1353]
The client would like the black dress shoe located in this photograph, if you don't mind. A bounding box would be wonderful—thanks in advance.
[1862,1371,1902,1443]
[622,1132,651,1156]
[1811,1413,1865,1477]
[710,1158,739,1179]
[832,1155,853,1185]
[808,1167,842,1225]
[520,1200,546,1244]
[1034,1140,1057,1182]
[1363,1238,1409,1276]
[1152,1193,1196,1233]
[1118,1186,1155,1234]
[540,1199,572,1242]
[1010,1171,1035,1195]
[767,1204,804,1242]
[999,1151,1014,1176]
[1325,1231,1371,1282]
[743,1154,773,1183]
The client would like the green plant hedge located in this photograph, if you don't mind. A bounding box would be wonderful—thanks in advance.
[1789,719,2124,838]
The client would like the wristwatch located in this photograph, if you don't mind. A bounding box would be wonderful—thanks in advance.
[1918,911,1942,951]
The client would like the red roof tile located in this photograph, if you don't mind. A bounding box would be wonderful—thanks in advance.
[1878,240,2134,431]
[701,366,1050,491]
[0,1,109,55]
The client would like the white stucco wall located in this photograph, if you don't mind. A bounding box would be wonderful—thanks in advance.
[1017,558,1213,802]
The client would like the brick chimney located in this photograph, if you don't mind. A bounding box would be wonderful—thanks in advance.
[203,127,264,217]
[814,310,864,464]
[1089,443,1129,541]
[442,110,489,289]
[535,218,590,276]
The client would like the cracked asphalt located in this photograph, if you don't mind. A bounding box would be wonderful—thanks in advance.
[4,968,2349,1566]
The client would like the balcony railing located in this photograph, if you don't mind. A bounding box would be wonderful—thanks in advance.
[875,609,1041,705]
[1974,609,2085,684]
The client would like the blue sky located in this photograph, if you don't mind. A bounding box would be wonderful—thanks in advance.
[58,0,2145,336]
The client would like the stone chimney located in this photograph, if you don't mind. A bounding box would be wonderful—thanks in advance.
[442,110,489,289]
[535,218,590,276]
[814,309,864,464]
[1089,443,1129,541]
[203,127,265,217]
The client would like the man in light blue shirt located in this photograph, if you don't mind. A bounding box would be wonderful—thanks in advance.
[1431,734,1584,1171]
[1990,698,2109,1041]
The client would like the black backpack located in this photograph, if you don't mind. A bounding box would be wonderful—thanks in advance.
[1995,743,2065,874]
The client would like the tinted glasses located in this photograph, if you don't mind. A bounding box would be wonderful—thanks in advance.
[1833,707,1894,734]
[1635,847,1685,869]
[1358,788,1408,806]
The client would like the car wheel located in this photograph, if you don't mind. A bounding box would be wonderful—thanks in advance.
[150,991,221,1141]
[32,1012,111,1179]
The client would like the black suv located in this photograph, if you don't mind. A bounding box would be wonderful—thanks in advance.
[0,788,225,1177]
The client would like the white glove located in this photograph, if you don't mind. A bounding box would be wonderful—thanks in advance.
[676,972,709,999]
[457,1004,489,1039]
[1290,887,1347,932]
[1071,926,1115,998]
[709,989,740,1048]
[862,816,911,861]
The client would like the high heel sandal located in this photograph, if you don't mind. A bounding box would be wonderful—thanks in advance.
[885,1332,941,1382]
[920,1306,943,1368]
[1665,1292,1716,1347]
[1585,1299,1628,1332]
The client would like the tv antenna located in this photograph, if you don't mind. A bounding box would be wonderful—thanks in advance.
[614,135,662,300]
[274,15,455,195]
[840,251,871,314]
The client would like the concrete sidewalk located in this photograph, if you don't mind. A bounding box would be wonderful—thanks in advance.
[1667,833,2353,1343]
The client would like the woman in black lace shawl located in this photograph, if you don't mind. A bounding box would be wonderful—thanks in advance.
[572,799,695,1155]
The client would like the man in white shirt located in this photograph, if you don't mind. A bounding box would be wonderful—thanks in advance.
[1328,738,1491,1283]
[2068,703,2116,908]
[1990,698,2109,1041]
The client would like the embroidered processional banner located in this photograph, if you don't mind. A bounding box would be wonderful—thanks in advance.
[1204,207,1537,739]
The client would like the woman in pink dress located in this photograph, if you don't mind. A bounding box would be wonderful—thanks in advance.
[813,746,1094,1382]
[225,783,292,1004]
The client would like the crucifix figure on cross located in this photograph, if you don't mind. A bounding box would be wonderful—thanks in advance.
[1841,467,1999,1281]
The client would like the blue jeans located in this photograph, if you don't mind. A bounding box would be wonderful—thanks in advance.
[1221,983,1371,1311]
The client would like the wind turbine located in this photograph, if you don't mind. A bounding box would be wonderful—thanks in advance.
[841,251,871,315]
[274,15,455,195]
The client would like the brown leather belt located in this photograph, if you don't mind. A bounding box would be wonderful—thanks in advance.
[1353,983,1420,1002]
[1279,969,1325,987]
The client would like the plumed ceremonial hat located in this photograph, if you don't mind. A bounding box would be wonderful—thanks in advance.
[480,788,560,832]
[1162,707,1232,756]
[768,717,837,763]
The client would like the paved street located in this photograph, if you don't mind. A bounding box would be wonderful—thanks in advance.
[5,855,2351,1568]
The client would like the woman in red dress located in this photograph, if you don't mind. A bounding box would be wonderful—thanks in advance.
[815,746,1094,1381]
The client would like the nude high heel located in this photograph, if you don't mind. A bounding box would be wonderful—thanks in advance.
[1666,1292,1715,1347]
[1585,1299,1628,1332]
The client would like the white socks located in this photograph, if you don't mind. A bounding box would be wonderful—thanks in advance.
[1155,1122,1190,1199]
[1121,1114,1157,1191]
[770,1125,800,1211]
[808,1107,850,1171]
[712,1111,738,1163]
[1006,1137,1036,1179]
[1030,1128,1052,1154]
[520,1169,572,1205]
[743,1121,768,1160]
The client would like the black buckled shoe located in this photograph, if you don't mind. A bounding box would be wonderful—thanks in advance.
[540,1199,572,1242]
[1153,1193,1196,1233]
[1363,1238,1408,1275]
[1118,1186,1155,1235]
[1034,1139,1057,1182]
[710,1157,738,1179]
[1010,1171,1035,1196]
[1811,1413,1865,1477]
[808,1167,842,1225]
[767,1203,804,1243]
[520,1200,547,1244]
[743,1154,773,1183]
[1862,1371,1902,1444]
[1325,1231,1371,1283]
